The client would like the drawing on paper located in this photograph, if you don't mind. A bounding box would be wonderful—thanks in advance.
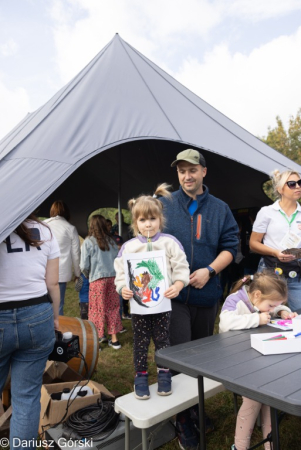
[267,319,293,331]
[124,251,168,309]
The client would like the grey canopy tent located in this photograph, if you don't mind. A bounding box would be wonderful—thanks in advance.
[0,33,300,241]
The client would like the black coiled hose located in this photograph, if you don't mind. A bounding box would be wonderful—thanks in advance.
[64,399,120,439]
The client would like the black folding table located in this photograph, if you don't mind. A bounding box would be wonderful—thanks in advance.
[155,326,301,450]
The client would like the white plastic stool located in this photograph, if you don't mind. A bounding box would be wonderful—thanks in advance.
[114,373,225,450]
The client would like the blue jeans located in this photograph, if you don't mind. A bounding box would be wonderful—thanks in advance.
[59,282,67,315]
[0,303,55,449]
[258,258,301,311]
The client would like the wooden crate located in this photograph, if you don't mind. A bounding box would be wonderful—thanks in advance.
[0,401,11,438]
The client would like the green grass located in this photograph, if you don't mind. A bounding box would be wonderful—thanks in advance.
[64,283,301,450]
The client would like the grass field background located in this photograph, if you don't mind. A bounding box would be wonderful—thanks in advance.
[64,282,301,450]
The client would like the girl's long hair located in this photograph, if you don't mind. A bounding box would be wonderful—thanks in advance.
[230,269,288,303]
[128,183,172,236]
[14,213,50,247]
[88,214,114,251]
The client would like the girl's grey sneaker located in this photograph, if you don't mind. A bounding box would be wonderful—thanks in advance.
[157,371,172,396]
[119,327,127,334]
[108,339,121,350]
[134,373,150,399]
[99,336,108,343]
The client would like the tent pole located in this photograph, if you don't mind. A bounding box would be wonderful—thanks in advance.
[118,149,122,236]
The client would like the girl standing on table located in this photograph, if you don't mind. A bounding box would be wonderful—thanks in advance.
[250,169,301,311]
[219,270,297,450]
[114,184,190,400]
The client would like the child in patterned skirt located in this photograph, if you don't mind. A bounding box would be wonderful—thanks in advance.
[80,215,123,349]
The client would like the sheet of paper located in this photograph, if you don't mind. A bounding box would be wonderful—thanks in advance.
[267,320,293,331]
[123,249,171,315]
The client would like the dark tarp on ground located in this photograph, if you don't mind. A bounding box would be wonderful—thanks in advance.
[1,34,300,240]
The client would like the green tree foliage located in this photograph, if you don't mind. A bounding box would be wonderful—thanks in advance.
[88,207,131,228]
[262,109,301,164]
[261,109,301,200]
[263,117,290,156]
[289,111,301,159]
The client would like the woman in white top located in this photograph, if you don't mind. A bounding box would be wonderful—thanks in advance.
[250,169,301,310]
[0,213,60,448]
[45,200,81,315]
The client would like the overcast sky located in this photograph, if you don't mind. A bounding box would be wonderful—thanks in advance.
[1,0,301,140]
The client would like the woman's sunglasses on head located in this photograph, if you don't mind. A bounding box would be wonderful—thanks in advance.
[286,179,301,189]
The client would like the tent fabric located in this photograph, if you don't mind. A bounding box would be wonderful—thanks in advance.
[0,34,300,241]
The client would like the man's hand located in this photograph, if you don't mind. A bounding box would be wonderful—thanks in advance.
[121,287,133,300]
[189,268,210,289]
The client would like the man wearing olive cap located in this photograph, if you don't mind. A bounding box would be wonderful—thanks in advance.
[160,149,238,448]
[162,147,239,335]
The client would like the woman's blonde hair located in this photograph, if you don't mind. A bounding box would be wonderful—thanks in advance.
[271,169,301,198]
[230,269,288,303]
[128,183,172,236]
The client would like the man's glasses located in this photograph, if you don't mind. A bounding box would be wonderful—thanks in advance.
[286,179,301,189]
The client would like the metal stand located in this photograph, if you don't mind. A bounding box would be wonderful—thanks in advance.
[198,376,206,450]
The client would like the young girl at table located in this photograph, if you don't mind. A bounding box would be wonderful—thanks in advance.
[114,184,190,399]
[219,270,297,450]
